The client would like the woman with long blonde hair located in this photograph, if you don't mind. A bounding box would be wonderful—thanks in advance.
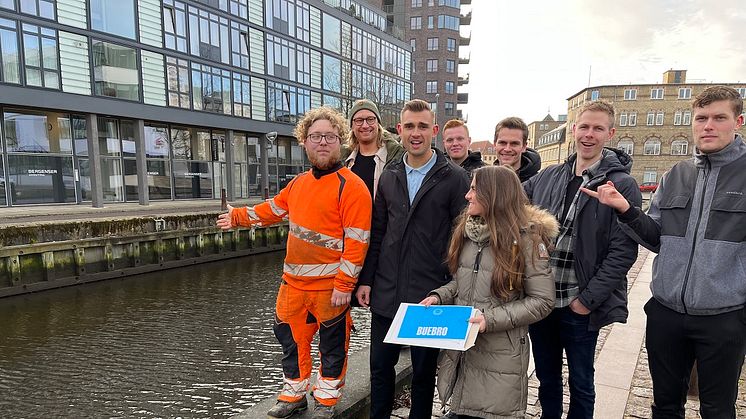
[420,165,558,418]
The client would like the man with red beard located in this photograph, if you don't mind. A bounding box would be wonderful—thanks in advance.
[217,106,372,419]
[493,116,542,182]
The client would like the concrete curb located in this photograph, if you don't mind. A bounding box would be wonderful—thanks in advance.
[234,347,413,419]
[594,251,653,418]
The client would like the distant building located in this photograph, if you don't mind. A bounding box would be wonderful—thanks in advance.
[369,0,470,145]
[534,123,566,169]
[564,69,746,185]
[527,114,563,149]
[469,140,496,165]
[0,0,412,207]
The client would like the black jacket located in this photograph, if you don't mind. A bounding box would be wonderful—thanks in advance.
[359,149,470,318]
[494,147,542,182]
[523,148,642,330]
[459,150,486,176]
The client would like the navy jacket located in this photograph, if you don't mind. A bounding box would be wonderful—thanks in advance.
[359,149,469,319]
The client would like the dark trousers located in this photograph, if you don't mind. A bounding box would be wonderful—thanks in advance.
[529,306,599,419]
[645,297,746,419]
[369,312,439,419]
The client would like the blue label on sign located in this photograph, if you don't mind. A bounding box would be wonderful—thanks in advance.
[397,305,472,339]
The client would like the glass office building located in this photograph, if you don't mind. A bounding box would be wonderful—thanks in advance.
[0,0,411,206]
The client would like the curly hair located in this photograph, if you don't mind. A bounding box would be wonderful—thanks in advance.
[293,106,350,145]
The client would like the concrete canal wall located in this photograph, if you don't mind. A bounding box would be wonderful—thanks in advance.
[0,212,288,298]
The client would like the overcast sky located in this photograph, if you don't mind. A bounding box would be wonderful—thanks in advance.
[461,0,746,141]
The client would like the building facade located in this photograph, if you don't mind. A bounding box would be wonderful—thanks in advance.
[526,113,563,149]
[555,70,746,184]
[468,139,495,165]
[374,0,469,146]
[0,0,411,207]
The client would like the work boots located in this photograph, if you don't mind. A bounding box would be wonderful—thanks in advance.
[311,401,335,419]
[266,397,308,418]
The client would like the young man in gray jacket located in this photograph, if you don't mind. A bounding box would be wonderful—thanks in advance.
[584,85,746,419]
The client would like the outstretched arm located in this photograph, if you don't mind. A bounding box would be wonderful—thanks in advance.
[581,180,663,252]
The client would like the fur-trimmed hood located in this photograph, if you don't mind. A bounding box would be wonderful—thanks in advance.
[525,204,560,242]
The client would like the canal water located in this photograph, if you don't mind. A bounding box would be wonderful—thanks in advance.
[0,251,372,418]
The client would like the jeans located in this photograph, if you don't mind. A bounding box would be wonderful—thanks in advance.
[645,298,746,419]
[369,312,439,419]
[529,306,599,419]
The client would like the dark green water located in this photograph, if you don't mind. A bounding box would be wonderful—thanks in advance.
[0,252,371,418]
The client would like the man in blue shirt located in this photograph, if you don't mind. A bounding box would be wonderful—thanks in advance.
[357,99,469,419]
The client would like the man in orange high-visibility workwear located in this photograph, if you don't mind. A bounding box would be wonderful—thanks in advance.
[217,106,372,419]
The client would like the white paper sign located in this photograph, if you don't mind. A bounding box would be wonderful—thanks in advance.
[384,303,480,351]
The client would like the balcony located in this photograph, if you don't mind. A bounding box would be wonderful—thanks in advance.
[460,11,471,25]
[457,92,469,104]
[458,55,470,65]
[459,33,471,46]
[458,74,469,86]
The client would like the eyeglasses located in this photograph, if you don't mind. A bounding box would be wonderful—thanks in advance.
[352,116,377,126]
[306,133,340,144]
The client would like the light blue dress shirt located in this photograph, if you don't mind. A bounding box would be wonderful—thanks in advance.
[403,150,437,204]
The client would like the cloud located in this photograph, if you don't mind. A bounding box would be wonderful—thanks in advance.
[464,0,746,140]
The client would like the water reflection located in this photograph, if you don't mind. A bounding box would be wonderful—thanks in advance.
[0,252,371,417]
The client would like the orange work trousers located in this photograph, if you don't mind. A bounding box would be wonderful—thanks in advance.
[273,281,351,406]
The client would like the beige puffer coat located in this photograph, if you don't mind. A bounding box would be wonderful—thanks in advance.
[430,205,558,418]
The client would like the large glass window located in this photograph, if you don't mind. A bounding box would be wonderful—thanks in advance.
[266,0,293,35]
[437,15,459,30]
[0,18,21,84]
[322,54,340,93]
[231,133,247,198]
[166,56,190,109]
[171,126,210,160]
[671,139,688,156]
[90,0,136,39]
[643,168,657,184]
[163,0,188,53]
[0,0,14,10]
[188,5,229,64]
[447,37,456,51]
[617,138,634,155]
[3,109,75,205]
[267,81,310,124]
[230,21,250,70]
[4,110,72,153]
[6,154,75,204]
[191,62,231,115]
[229,0,248,19]
[444,81,454,94]
[266,34,310,86]
[644,138,661,155]
[20,0,54,19]
[171,126,212,199]
[322,13,340,54]
[92,40,140,101]
[232,72,251,117]
[22,23,59,89]
[0,158,6,206]
[144,124,172,200]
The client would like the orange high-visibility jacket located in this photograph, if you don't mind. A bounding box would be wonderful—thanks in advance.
[231,167,372,292]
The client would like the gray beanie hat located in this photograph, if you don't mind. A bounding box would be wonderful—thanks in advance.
[349,99,381,126]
